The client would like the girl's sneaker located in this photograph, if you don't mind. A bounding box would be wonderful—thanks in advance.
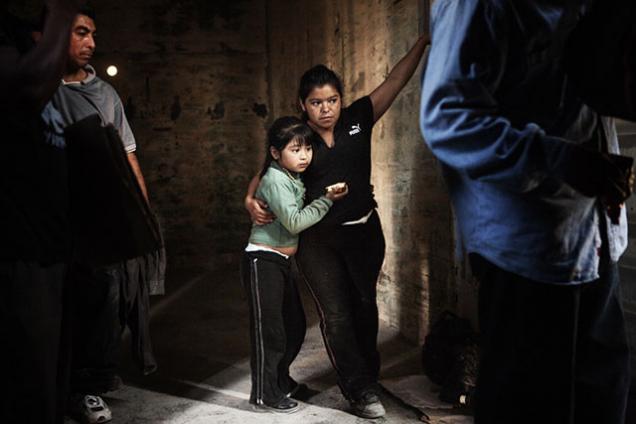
[251,397,300,414]
[68,394,112,423]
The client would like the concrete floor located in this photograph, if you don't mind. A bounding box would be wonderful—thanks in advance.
[64,262,636,424]
[63,263,471,424]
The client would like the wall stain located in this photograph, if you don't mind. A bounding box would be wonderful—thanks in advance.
[252,103,268,118]
[168,193,184,205]
[351,71,366,93]
[193,0,249,31]
[152,41,168,54]
[207,102,225,120]
[145,0,249,36]
[157,163,178,185]
[171,3,191,35]
[145,77,151,101]
[219,42,245,56]
[171,96,182,121]
[125,97,137,121]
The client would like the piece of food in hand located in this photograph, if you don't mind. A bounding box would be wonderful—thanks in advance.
[326,182,347,194]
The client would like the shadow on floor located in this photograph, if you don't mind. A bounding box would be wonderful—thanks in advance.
[114,262,427,422]
[107,262,636,423]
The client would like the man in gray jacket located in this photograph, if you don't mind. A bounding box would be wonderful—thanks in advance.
[45,6,152,423]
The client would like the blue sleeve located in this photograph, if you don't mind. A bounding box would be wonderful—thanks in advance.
[419,0,575,193]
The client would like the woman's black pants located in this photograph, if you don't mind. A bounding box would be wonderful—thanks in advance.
[296,210,386,399]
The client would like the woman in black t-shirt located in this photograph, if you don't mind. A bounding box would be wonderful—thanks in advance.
[245,35,429,419]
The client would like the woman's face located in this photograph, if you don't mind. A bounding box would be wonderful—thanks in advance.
[300,84,342,132]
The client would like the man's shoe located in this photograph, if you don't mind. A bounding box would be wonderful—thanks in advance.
[350,390,386,419]
[68,394,112,423]
[252,397,300,414]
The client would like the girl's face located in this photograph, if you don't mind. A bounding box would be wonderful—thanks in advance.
[272,138,313,173]
[300,84,342,132]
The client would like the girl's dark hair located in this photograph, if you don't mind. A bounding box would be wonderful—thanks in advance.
[260,116,314,177]
[298,64,344,103]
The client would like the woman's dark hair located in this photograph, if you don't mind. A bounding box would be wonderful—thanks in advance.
[260,116,314,177]
[298,64,344,103]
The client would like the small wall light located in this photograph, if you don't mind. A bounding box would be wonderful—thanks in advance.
[106,65,118,77]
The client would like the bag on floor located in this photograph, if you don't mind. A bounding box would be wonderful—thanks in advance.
[421,311,479,406]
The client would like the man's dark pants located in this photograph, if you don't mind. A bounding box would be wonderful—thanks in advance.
[69,258,156,395]
[69,262,124,394]
[0,261,70,424]
[471,254,630,424]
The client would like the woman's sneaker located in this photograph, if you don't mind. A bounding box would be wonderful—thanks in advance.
[251,397,300,414]
[68,394,112,423]
[349,389,386,419]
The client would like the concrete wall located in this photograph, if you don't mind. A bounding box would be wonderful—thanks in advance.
[20,0,459,345]
[90,0,269,269]
[266,0,458,343]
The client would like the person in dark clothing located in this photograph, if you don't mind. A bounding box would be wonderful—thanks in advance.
[40,6,158,423]
[0,1,84,423]
[245,35,429,418]
[420,1,633,423]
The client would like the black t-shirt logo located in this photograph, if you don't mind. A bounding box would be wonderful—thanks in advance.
[349,123,361,136]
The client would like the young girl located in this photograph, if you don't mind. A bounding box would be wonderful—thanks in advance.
[241,116,347,413]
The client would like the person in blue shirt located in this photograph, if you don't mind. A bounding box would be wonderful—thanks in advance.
[420,1,633,423]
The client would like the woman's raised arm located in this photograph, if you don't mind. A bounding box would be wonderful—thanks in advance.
[369,34,430,123]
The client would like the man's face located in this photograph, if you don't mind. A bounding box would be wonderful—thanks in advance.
[68,14,96,69]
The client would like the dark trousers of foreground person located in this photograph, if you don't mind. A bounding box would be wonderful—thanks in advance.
[70,263,125,394]
[69,259,157,395]
[241,251,307,405]
[471,254,630,424]
[296,210,385,399]
[0,261,71,424]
